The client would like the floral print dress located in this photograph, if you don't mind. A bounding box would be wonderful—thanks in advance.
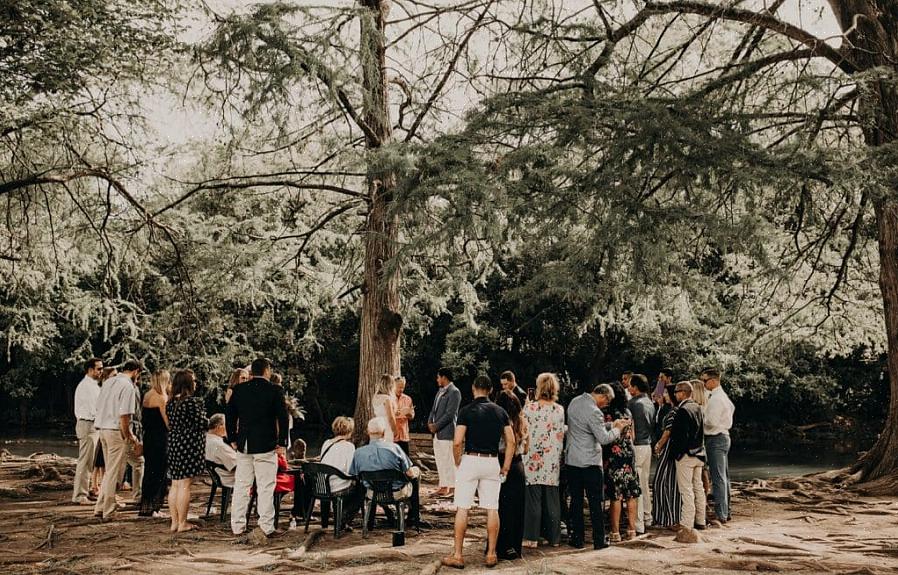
[603,407,642,500]
[522,401,565,486]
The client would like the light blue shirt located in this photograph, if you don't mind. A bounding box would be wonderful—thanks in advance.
[564,393,620,468]
[349,439,412,490]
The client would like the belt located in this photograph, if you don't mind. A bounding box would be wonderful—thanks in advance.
[78,419,95,422]
[465,451,498,458]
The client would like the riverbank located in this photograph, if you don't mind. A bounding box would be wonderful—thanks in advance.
[2,452,898,574]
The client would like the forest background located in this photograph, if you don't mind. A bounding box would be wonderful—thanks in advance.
[0,0,892,459]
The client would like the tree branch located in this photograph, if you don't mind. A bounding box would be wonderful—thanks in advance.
[152,179,367,218]
[643,1,857,73]
[404,1,494,142]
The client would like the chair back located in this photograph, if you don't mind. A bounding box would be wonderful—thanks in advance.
[302,462,351,498]
[206,460,226,489]
[358,469,410,504]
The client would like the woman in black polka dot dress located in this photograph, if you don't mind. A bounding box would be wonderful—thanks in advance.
[166,369,207,532]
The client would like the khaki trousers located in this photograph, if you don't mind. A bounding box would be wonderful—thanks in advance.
[94,430,128,518]
[72,420,97,502]
[231,450,278,535]
[433,438,456,488]
[633,444,652,532]
[675,455,707,529]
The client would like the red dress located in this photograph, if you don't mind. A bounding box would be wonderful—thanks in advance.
[275,453,294,493]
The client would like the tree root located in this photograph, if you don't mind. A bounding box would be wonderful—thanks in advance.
[420,558,442,575]
[285,527,323,559]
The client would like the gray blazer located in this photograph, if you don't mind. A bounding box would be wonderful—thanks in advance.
[564,392,620,468]
[428,382,461,441]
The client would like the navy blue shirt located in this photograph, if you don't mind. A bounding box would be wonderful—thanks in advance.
[457,397,509,456]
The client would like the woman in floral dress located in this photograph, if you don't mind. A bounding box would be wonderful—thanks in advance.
[603,381,641,542]
[522,373,566,548]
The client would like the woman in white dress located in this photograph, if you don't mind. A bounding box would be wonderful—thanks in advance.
[371,374,399,443]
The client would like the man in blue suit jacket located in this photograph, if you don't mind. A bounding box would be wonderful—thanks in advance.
[427,367,461,496]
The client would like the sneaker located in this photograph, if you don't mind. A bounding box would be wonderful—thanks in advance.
[73,496,93,506]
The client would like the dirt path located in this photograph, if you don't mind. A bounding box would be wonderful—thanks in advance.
[2,452,897,574]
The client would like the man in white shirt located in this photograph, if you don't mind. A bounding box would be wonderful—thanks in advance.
[72,358,104,504]
[93,360,143,519]
[205,413,237,487]
[701,368,736,523]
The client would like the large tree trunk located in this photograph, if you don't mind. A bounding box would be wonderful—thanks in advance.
[352,0,402,442]
[853,200,898,490]
[836,0,898,489]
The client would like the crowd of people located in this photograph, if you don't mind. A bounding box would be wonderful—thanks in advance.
[425,368,736,568]
[70,357,736,567]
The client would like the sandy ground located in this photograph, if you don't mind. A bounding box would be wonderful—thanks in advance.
[2,452,898,575]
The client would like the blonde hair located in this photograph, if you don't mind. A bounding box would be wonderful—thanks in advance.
[691,379,708,407]
[331,416,355,437]
[376,373,395,395]
[150,370,171,395]
[535,373,559,402]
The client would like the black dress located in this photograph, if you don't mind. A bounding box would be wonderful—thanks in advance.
[166,397,207,481]
[139,405,168,516]
[496,452,526,560]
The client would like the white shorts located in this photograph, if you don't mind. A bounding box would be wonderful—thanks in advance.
[454,454,501,510]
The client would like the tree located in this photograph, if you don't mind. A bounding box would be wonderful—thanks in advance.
[190,0,509,436]
[416,0,898,489]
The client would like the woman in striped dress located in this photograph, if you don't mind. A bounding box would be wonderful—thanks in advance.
[651,383,681,529]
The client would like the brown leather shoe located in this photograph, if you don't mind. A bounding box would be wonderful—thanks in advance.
[441,556,465,569]
[485,554,498,568]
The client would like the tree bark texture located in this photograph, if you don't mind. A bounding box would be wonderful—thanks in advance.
[828,0,898,484]
[352,0,402,441]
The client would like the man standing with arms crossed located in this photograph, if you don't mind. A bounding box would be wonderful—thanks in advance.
[701,368,735,523]
[669,382,706,536]
[442,375,515,569]
[72,358,103,504]
[227,358,289,541]
[428,367,461,497]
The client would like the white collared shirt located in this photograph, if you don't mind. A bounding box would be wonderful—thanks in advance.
[205,433,237,487]
[93,374,137,430]
[704,386,735,435]
[73,376,101,421]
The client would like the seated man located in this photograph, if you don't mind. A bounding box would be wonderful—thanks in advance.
[349,417,422,529]
[205,413,237,488]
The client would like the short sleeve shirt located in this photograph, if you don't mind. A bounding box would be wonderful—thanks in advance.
[93,374,137,430]
[457,397,509,456]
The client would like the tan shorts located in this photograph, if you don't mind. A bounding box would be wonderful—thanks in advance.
[454,455,501,510]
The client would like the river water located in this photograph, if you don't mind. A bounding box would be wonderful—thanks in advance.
[0,431,856,481]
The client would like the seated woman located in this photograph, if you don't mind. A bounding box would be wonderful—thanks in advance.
[318,416,363,530]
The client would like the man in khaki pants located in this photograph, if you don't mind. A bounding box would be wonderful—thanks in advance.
[93,360,143,519]
[668,382,706,534]
[72,358,103,504]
